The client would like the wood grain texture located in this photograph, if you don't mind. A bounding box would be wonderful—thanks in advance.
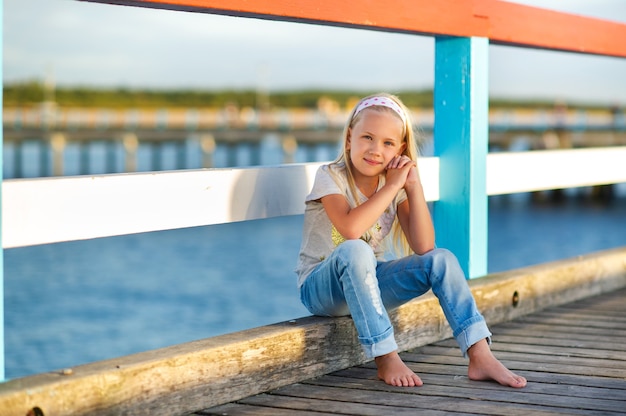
[206,285,626,415]
[1,247,624,415]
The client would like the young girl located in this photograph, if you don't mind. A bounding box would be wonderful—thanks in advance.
[295,93,526,388]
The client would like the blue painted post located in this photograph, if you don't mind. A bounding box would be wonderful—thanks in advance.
[433,37,489,279]
[0,0,5,381]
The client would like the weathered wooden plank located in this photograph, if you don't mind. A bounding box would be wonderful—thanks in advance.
[207,294,626,416]
[415,344,626,369]
[513,314,626,330]
[485,369,626,391]
[496,357,626,380]
[353,361,625,391]
[196,400,337,416]
[493,321,626,339]
[554,304,626,315]
[214,288,626,416]
[485,340,626,361]
[310,375,625,413]
[1,248,624,415]
[237,392,472,416]
[333,367,623,402]
[530,307,626,321]
[402,348,626,379]
[531,308,626,321]
[439,335,626,354]
[0,315,367,415]
[257,382,565,416]
[291,377,598,416]
[558,288,626,304]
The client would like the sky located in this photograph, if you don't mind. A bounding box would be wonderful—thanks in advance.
[3,0,626,105]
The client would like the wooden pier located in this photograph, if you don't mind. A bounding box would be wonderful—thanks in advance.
[1,247,625,415]
[2,1,626,414]
[205,286,626,416]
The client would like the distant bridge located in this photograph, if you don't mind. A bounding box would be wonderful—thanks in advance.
[3,106,625,177]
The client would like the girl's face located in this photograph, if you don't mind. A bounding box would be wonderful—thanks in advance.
[347,109,406,179]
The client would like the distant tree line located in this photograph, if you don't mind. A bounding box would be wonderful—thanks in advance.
[3,80,602,110]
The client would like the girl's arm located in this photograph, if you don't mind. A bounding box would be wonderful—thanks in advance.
[321,165,411,240]
[397,162,435,254]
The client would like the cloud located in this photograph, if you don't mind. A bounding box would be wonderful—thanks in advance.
[3,0,626,104]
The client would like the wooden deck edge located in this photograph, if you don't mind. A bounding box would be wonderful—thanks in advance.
[1,247,625,416]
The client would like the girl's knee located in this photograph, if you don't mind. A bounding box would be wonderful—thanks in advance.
[427,248,466,282]
[336,239,376,261]
[334,239,377,281]
[430,248,460,267]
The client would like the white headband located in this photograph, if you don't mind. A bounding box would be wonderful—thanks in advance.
[354,96,406,123]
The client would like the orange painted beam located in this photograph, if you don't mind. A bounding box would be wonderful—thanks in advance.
[478,0,626,57]
[84,0,626,58]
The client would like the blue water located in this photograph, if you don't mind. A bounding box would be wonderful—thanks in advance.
[5,191,626,380]
[4,139,626,378]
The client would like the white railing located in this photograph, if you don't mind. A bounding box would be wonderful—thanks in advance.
[4,147,625,249]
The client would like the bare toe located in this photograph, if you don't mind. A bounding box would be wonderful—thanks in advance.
[467,340,527,389]
[375,352,423,387]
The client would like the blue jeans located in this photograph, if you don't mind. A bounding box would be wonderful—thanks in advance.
[299,240,491,358]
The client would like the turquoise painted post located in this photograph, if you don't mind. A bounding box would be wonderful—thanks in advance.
[433,37,489,279]
[0,0,5,381]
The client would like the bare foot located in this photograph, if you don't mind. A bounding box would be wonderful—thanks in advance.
[467,339,527,388]
[375,351,423,387]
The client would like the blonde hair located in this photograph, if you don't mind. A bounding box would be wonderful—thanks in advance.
[330,93,420,257]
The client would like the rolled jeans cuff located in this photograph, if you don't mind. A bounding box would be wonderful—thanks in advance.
[455,316,492,357]
[361,327,398,359]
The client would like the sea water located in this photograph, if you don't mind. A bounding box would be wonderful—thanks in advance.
[4,137,626,379]
[5,193,626,379]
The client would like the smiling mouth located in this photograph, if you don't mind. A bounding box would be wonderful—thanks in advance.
[364,158,381,166]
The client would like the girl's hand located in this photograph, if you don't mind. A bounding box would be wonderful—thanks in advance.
[386,155,417,189]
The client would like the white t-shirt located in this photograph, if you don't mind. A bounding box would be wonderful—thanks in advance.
[295,163,406,287]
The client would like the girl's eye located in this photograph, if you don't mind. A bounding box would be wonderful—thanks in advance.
[385,141,394,146]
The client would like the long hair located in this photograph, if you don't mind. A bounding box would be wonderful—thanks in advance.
[329,92,421,257]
